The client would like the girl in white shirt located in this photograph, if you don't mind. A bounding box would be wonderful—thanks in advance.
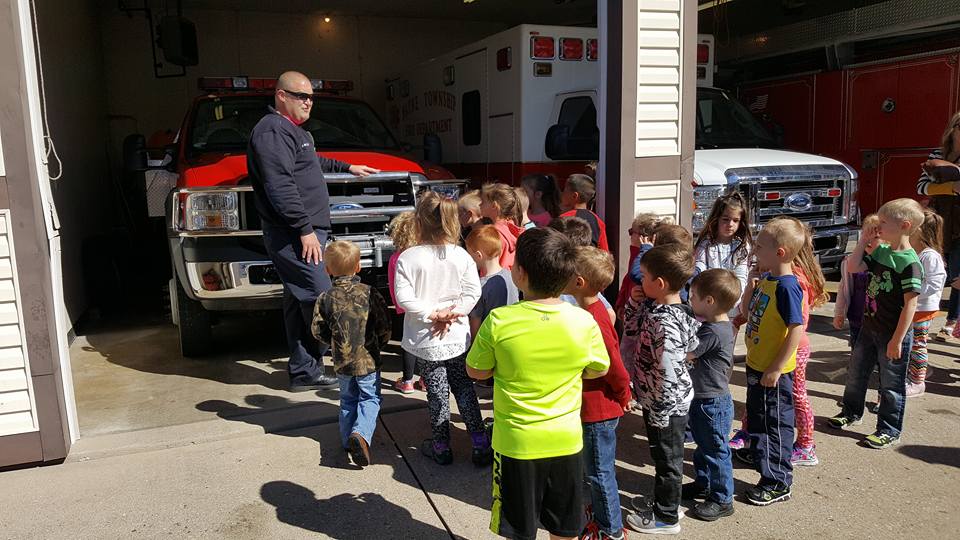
[693,192,752,319]
[394,191,489,465]
[907,209,947,397]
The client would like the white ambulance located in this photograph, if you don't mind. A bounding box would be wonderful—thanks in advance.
[387,25,859,270]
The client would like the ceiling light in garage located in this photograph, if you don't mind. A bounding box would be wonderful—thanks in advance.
[323,16,331,23]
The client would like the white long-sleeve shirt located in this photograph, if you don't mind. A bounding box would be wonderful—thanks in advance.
[693,239,749,316]
[394,244,481,360]
[917,247,946,313]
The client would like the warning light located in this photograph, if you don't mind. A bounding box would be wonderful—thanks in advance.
[586,38,599,61]
[697,44,710,64]
[559,38,583,61]
[531,36,555,59]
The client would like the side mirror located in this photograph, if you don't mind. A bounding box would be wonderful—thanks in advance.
[423,133,442,164]
[123,134,149,173]
[544,124,569,160]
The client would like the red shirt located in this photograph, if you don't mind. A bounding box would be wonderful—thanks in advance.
[561,209,609,251]
[582,300,632,423]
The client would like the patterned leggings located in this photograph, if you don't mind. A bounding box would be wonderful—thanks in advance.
[739,346,815,448]
[909,319,932,385]
[417,354,485,443]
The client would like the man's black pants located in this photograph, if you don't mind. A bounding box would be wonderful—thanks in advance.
[262,225,331,385]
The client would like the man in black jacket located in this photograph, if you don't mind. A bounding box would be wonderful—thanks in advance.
[248,71,379,391]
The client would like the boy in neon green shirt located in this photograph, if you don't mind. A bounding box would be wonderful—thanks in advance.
[467,227,609,540]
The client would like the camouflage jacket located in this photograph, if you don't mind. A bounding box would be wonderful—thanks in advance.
[311,275,392,377]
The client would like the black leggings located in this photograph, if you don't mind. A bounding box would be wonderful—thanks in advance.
[402,350,418,381]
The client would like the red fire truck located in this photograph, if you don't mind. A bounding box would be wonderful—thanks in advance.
[126,76,465,356]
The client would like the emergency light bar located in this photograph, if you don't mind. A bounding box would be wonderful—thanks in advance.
[198,77,354,94]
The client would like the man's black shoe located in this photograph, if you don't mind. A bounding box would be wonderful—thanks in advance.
[289,375,338,392]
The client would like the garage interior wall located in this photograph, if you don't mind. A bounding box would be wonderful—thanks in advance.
[34,0,112,326]
[99,8,510,140]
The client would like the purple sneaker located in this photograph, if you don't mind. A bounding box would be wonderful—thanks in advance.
[791,445,819,466]
[728,430,749,450]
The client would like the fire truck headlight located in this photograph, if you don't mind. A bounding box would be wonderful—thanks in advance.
[179,192,240,231]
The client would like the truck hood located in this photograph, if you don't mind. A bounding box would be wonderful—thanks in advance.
[180,151,426,187]
[693,148,846,186]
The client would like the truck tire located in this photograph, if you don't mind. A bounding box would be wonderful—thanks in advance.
[173,280,213,357]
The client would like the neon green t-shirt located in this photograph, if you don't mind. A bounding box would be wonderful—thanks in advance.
[466,301,610,460]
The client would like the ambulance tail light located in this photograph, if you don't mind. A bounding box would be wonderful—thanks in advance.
[530,36,555,59]
[586,39,599,61]
[174,191,240,232]
[697,44,710,64]
[559,38,583,60]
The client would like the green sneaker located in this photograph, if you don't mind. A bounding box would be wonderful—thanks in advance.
[827,413,862,429]
[864,432,900,449]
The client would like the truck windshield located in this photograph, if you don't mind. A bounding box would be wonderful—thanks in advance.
[696,89,779,150]
[188,96,400,154]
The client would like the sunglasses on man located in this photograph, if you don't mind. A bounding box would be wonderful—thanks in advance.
[280,88,314,102]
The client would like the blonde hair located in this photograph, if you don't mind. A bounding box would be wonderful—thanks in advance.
[514,187,530,216]
[631,213,660,237]
[780,216,829,308]
[878,198,925,234]
[465,224,503,259]
[458,190,481,213]
[324,241,360,276]
[388,211,417,251]
[914,208,944,254]
[862,213,880,230]
[416,191,460,245]
[940,111,960,159]
[761,217,806,260]
[481,183,522,225]
[575,246,615,293]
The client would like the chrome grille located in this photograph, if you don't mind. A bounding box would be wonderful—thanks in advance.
[726,164,851,230]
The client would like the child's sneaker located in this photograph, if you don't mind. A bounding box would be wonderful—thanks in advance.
[420,439,453,465]
[580,521,626,540]
[905,382,925,397]
[745,484,791,506]
[393,378,414,394]
[728,430,749,450]
[691,500,734,522]
[625,511,680,535]
[934,326,955,342]
[414,378,427,392]
[827,413,862,429]
[733,448,755,466]
[791,445,819,466]
[680,482,709,501]
[470,431,493,467]
[864,432,900,449]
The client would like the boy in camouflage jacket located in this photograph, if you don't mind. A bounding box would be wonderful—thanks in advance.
[312,241,392,467]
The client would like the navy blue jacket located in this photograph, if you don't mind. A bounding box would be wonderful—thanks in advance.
[247,108,350,235]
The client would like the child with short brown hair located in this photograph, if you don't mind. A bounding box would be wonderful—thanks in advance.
[560,174,609,250]
[312,241,392,467]
[623,243,700,534]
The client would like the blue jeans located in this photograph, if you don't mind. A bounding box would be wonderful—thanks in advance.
[582,418,622,535]
[746,368,794,490]
[689,395,734,504]
[338,371,382,448]
[842,328,910,438]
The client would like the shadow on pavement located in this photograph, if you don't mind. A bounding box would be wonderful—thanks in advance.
[260,481,451,539]
[896,444,960,468]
